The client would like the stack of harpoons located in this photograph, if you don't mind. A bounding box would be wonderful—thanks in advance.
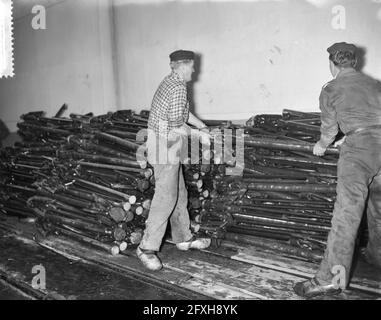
[0,107,351,262]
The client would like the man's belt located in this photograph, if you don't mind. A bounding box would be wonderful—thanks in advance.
[346,124,381,137]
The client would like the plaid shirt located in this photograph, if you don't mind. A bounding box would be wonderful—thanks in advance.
[148,72,190,137]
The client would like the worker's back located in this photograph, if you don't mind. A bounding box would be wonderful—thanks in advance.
[324,68,381,134]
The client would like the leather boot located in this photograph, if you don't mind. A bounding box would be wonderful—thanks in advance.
[136,247,163,271]
[176,236,211,251]
[293,278,341,298]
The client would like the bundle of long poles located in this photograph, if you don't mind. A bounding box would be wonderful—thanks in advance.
[1,106,350,262]
[0,106,155,254]
[198,109,342,261]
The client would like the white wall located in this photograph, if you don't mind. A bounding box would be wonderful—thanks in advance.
[0,0,116,131]
[1,0,381,132]
[114,0,381,121]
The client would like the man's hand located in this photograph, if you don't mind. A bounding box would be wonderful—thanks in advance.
[198,129,211,146]
[171,125,189,137]
[313,141,327,156]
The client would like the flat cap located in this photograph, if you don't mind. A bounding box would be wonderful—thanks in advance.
[169,50,195,62]
[327,42,357,55]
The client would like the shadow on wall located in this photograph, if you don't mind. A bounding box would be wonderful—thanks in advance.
[0,119,10,147]
[187,52,202,115]
[355,45,381,84]
[355,45,367,73]
[0,119,22,148]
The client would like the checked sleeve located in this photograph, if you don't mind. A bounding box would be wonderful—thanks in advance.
[167,84,188,128]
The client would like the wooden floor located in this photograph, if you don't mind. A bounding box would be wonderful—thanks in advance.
[0,217,380,300]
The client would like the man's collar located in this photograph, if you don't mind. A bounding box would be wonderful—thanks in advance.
[335,67,357,79]
[170,71,186,83]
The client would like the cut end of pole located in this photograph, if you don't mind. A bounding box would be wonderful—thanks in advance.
[135,206,144,216]
[123,202,132,211]
[110,246,120,256]
[129,195,137,205]
[119,241,128,251]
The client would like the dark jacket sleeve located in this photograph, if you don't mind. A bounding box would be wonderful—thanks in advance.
[318,84,339,148]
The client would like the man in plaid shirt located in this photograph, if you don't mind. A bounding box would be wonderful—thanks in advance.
[137,50,211,271]
[147,68,190,138]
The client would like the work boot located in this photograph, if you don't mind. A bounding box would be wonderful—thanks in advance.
[136,247,163,271]
[293,277,341,298]
[176,236,211,251]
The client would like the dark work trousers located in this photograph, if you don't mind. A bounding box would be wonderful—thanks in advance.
[316,129,381,287]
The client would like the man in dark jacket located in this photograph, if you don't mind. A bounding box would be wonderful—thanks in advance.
[294,42,381,298]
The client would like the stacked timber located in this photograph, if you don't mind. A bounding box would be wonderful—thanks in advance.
[199,109,342,261]
[0,106,226,255]
[0,107,153,254]
[1,106,355,262]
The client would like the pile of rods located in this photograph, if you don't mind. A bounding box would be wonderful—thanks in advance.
[0,106,156,255]
[0,105,229,255]
[198,109,343,262]
[1,105,361,262]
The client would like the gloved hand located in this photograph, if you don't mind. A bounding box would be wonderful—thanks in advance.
[313,141,327,156]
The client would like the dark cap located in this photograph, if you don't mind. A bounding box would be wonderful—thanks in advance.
[169,50,195,62]
[327,42,357,55]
